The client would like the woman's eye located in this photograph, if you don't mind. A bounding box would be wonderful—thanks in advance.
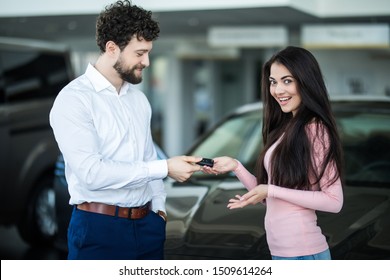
[269,80,276,85]
[284,79,292,84]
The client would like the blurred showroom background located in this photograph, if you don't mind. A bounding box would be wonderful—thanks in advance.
[1,0,389,156]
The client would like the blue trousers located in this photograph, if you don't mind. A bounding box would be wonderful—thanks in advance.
[271,249,331,260]
[67,206,166,260]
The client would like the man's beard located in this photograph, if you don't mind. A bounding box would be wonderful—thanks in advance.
[114,59,143,84]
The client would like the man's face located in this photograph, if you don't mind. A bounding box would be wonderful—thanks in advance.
[113,37,152,84]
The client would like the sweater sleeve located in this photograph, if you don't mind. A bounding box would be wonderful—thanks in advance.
[233,161,258,191]
[267,124,343,213]
[267,178,343,213]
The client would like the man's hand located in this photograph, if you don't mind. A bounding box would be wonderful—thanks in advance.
[167,156,202,182]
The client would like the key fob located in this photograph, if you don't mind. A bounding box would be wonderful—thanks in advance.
[196,158,214,167]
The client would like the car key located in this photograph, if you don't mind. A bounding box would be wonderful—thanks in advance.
[196,158,214,167]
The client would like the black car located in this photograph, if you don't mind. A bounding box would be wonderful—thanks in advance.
[54,96,390,259]
[163,96,390,260]
[0,37,73,246]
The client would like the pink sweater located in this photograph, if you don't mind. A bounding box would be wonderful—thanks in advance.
[233,124,343,257]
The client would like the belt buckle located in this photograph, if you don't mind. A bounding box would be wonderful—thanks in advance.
[127,207,143,219]
[127,208,134,219]
[126,202,150,220]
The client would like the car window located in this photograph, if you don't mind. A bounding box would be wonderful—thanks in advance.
[190,103,390,188]
[0,48,70,104]
[335,111,390,187]
[191,111,262,177]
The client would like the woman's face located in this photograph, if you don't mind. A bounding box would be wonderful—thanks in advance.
[269,62,302,116]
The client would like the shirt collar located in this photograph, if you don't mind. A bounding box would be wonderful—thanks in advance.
[85,63,116,93]
[85,63,131,95]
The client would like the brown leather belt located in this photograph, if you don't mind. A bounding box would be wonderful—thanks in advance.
[77,201,151,219]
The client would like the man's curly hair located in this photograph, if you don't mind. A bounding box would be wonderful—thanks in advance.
[96,0,160,52]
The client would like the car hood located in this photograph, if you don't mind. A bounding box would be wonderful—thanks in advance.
[165,178,269,259]
[165,177,390,260]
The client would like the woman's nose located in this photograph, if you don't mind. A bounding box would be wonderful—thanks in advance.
[274,83,284,94]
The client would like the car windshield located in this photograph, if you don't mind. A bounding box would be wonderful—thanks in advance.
[335,110,390,188]
[191,110,262,177]
[190,103,390,188]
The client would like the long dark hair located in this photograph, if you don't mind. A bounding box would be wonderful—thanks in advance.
[256,46,343,190]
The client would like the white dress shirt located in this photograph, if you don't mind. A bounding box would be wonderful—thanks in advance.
[49,64,167,212]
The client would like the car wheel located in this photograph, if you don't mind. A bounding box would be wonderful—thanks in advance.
[17,174,58,247]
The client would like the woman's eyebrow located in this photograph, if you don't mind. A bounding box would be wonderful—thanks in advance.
[269,75,293,80]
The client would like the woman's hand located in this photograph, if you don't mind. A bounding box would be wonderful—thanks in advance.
[227,184,268,209]
[202,156,238,175]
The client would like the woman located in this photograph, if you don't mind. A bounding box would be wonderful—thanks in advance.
[203,46,344,260]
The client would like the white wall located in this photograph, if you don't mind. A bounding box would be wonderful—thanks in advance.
[312,49,390,96]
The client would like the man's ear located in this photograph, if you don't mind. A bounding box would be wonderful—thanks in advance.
[105,41,118,56]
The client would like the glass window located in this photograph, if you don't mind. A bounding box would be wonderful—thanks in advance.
[0,49,70,104]
[336,111,390,187]
[190,104,390,187]
[190,110,262,177]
